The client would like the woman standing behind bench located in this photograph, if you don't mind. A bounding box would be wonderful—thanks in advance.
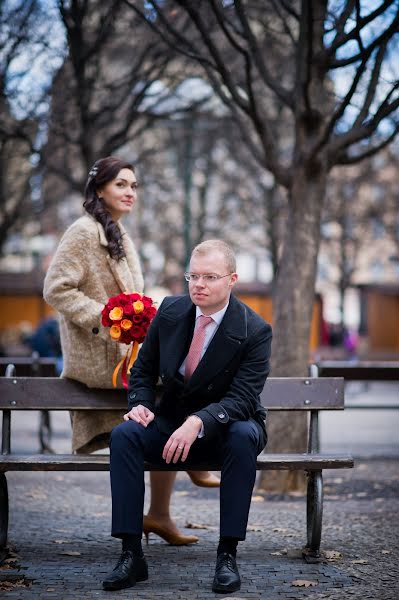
[44,156,217,545]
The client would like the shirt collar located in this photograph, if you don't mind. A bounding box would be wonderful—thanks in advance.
[195,301,229,326]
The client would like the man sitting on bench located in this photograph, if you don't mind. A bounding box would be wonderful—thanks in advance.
[103,239,272,594]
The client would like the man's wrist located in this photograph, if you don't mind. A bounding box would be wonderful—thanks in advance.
[187,414,203,429]
[186,414,204,438]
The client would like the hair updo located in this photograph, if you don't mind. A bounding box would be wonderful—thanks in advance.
[83,156,135,260]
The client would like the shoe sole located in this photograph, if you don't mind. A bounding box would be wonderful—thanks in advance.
[212,580,241,594]
[103,571,148,591]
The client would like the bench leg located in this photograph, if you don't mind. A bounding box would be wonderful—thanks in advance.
[303,470,323,562]
[0,473,9,551]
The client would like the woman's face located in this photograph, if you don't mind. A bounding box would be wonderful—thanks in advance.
[97,168,137,221]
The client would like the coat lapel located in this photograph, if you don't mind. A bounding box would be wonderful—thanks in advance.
[159,298,196,378]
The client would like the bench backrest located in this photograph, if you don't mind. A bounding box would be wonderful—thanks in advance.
[0,357,58,377]
[315,360,399,381]
[0,376,344,411]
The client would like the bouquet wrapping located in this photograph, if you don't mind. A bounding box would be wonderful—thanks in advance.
[101,292,157,388]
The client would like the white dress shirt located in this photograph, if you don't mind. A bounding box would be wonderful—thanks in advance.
[179,302,229,377]
[179,301,230,437]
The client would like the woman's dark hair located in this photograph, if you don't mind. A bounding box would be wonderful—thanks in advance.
[83,156,135,260]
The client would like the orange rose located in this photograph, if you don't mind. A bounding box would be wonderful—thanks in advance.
[110,325,121,340]
[133,300,144,314]
[109,306,123,320]
[121,319,133,330]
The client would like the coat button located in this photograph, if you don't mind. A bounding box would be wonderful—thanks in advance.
[207,384,213,391]
[218,412,225,419]
[129,392,137,400]
[92,327,99,334]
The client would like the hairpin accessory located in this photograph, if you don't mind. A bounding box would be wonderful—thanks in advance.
[88,165,98,179]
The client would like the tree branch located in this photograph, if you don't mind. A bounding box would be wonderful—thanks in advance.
[234,0,294,108]
[329,0,394,53]
[330,8,399,69]
[334,123,399,165]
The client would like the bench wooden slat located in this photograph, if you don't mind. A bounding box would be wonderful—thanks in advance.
[0,358,58,377]
[0,453,354,472]
[316,360,399,381]
[0,376,345,410]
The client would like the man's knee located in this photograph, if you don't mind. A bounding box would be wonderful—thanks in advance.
[224,420,259,452]
[111,420,142,451]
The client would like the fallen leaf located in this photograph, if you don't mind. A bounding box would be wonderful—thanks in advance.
[185,522,215,530]
[59,551,81,556]
[381,550,391,555]
[251,495,265,502]
[46,589,56,592]
[247,525,263,532]
[292,579,318,587]
[356,492,367,498]
[0,557,19,570]
[270,549,288,556]
[175,491,190,497]
[324,550,342,561]
[273,527,290,533]
[52,540,72,545]
[25,491,47,500]
[352,559,368,564]
[0,577,33,591]
[332,478,343,484]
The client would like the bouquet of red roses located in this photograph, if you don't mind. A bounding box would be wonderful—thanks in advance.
[101,292,157,388]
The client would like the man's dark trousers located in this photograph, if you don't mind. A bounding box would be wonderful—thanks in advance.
[110,417,262,540]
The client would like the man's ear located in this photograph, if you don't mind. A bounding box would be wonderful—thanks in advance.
[229,273,238,288]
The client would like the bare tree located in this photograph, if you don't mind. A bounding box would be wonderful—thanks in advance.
[41,0,213,224]
[322,143,399,328]
[126,0,399,370]
[122,0,399,490]
[0,1,54,255]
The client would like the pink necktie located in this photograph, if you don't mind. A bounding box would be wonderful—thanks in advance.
[184,315,213,381]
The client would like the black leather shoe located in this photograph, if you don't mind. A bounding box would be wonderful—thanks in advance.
[102,550,148,591]
[212,552,241,593]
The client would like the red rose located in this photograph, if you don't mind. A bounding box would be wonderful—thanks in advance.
[123,304,134,316]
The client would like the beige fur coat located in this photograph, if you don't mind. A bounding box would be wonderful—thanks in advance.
[43,214,144,453]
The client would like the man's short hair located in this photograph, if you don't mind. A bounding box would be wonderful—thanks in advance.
[191,240,237,273]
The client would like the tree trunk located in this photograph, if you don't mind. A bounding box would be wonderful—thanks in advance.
[258,164,327,492]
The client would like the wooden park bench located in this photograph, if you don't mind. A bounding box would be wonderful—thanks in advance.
[0,368,353,562]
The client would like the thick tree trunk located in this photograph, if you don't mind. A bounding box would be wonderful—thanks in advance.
[258,165,327,492]
[258,0,329,492]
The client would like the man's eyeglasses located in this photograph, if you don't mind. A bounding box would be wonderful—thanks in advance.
[184,273,232,283]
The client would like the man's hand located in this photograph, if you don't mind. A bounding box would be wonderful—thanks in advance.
[163,416,203,464]
[123,404,155,427]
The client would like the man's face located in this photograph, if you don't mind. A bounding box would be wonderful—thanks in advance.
[188,250,238,315]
